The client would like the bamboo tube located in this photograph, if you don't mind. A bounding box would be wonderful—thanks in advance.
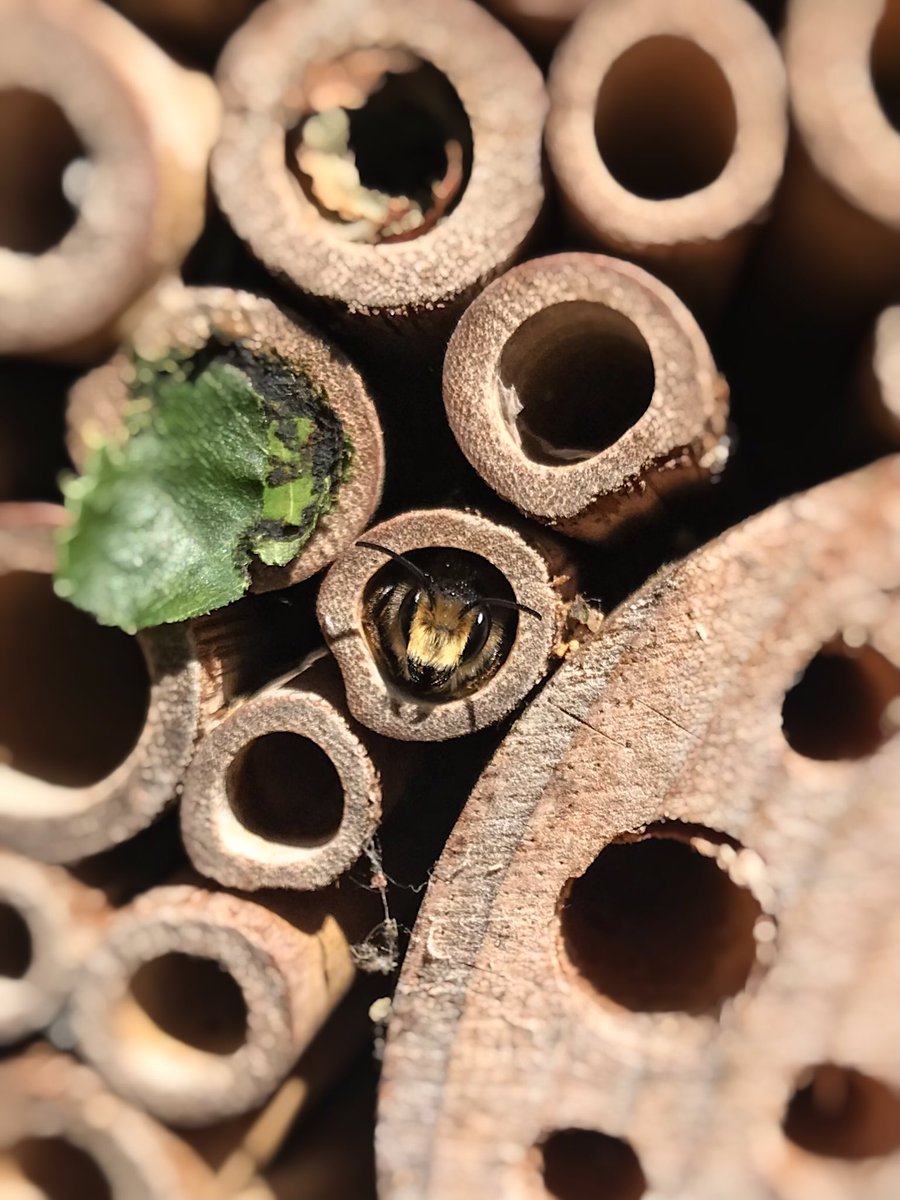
[69,880,381,1125]
[67,285,385,593]
[772,0,900,322]
[546,0,787,314]
[211,0,546,325]
[443,254,729,542]
[0,1050,221,1200]
[317,509,574,741]
[182,656,410,892]
[377,456,900,1199]
[0,851,110,1045]
[0,503,317,863]
[0,0,220,361]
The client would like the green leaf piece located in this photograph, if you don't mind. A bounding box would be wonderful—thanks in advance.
[54,338,351,633]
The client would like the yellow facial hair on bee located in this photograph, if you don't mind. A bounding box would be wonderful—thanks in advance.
[406,594,477,677]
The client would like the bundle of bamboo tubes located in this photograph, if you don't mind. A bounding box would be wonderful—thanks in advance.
[1,1,899,1197]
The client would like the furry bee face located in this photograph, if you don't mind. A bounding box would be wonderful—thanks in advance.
[358,541,541,699]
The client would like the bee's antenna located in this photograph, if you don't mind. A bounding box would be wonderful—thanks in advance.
[356,541,437,605]
[461,596,542,621]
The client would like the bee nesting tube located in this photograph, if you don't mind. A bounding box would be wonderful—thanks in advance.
[317,509,573,741]
[0,1051,221,1200]
[546,0,787,314]
[861,307,900,449]
[773,0,900,319]
[0,0,219,360]
[0,503,316,863]
[181,658,408,892]
[67,286,385,595]
[0,851,110,1045]
[69,882,377,1126]
[211,0,546,325]
[443,254,729,542]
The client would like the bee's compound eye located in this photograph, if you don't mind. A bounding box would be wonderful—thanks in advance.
[398,586,422,644]
[462,607,491,663]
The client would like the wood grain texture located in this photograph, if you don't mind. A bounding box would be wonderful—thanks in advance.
[377,456,900,1200]
[0,0,219,360]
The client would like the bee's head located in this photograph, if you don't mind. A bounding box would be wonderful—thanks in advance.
[358,540,541,699]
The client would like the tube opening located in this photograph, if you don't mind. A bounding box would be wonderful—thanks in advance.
[538,1128,647,1200]
[558,823,766,1015]
[781,637,900,761]
[125,952,248,1055]
[783,1063,900,1159]
[498,301,655,466]
[872,0,900,132]
[0,902,32,978]
[362,546,521,702]
[0,1137,112,1200]
[0,89,85,254]
[227,730,345,847]
[0,572,150,788]
[287,48,473,243]
[594,36,737,200]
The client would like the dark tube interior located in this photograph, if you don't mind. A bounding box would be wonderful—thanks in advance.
[499,301,655,466]
[872,0,900,132]
[783,1063,900,1159]
[227,731,345,847]
[0,572,150,788]
[0,901,33,978]
[594,36,737,200]
[781,638,900,761]
[559,824,764,1015]
[539,1128,647,1200]
[287,48,473,243]
[0,89,84,253]
[1,1137,113,1200]
[127,952,248,1055]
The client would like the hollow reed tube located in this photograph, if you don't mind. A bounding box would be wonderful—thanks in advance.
[0,0,220,360]
[443,254,729,542]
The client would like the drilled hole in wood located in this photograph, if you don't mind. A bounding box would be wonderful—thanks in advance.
[781,638,900,761]
[783,1063,900,1160]
[0,89,84,253]
[362,546,519,702]
[0,902,32,979]
[539,1128,647,1200]
[288,48,472,243]
[0,1137,112,1200]
[559,825,764,1015]
[498,301,655,466]
[595,36,737,200]
[0,572,150,787]
[872,0,900,132]
[227,731,344,847]
[126,952,248,1055]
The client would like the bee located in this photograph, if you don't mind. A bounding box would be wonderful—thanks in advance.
[358,540,542,699]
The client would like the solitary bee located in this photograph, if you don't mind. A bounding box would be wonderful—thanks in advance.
[358,541,542,699]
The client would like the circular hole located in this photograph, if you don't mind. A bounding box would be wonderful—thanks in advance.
[0,1137,112,1200]
[783,1063,900,1160]
[361,546,522,702]
[287,47,473,243]
[559,824,764,1015]
[781,638,900,762]
[539,1128,646,1200]
[498,301,655,466]
[0,902,33,979]
[0,89,85,253]
[126,952,248,1055]
[872,0,900,132]
[594,36,737,200]
[0,572,150,788]
[227,731,344,847]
